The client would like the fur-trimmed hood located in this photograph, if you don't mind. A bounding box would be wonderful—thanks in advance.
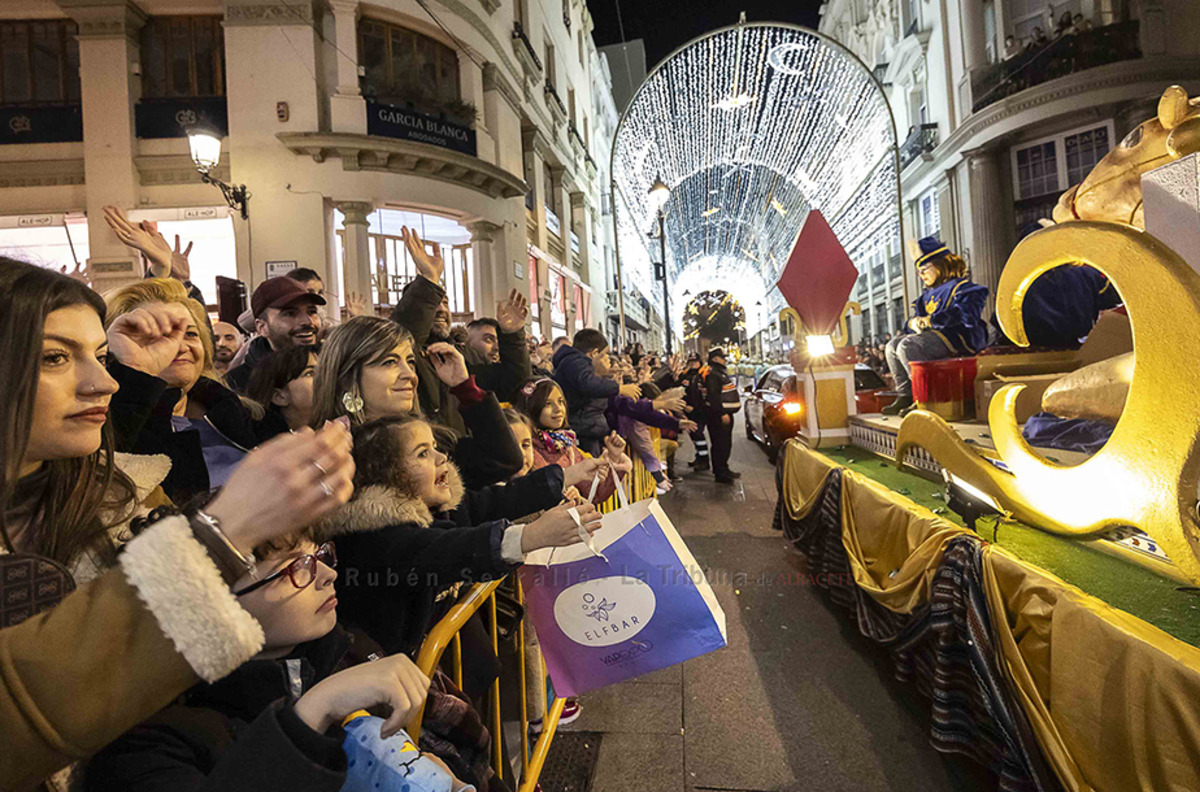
[317,462,466,537]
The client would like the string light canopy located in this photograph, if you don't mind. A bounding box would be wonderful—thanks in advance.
[611,21,903,338]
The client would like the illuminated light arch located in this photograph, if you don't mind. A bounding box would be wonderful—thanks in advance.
[610,21,904,338]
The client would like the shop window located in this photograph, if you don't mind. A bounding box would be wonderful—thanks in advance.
[0,20,80,105]
[141,16,225,98]
[1014,141,1059,198]
[1065,126,1110,185]
[1012,122,1112,233]
[358,19,460,113]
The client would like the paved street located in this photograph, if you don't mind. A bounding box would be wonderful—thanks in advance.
[561,414,994,792]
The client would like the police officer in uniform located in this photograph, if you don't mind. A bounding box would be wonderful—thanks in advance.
[704,348,741,483]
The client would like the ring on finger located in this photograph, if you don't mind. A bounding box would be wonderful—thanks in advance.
[319,478,333,498]
[311,459,329,477]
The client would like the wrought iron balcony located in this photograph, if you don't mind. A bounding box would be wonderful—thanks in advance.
[512,22,543,71]
[898,122,938,170]
[971,20,1141,114]
[544,82,568,117]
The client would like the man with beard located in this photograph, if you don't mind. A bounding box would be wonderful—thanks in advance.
[225,277,325,393]
[462,290,533,401]
[390,229,463,431]
[389,226,523,486]
[211,321,244,374]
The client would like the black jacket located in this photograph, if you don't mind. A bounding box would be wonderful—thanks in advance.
[461,330,533,403]
[107,360,264,506]
[391,277,523,487]
[551,345,617,446]
[680,367,708,421]
[84,627,363,792]
[319,464,563,659]
[705,362,735,417]
[223,336,273,395]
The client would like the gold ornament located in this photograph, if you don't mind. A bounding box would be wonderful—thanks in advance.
[1053,85,1200,228]
[896,221,1200,583]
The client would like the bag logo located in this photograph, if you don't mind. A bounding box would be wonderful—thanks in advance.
[554,577,656,647]
[583,594,617,622]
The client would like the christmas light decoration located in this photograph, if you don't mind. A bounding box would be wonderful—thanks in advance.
[611,22,902,336]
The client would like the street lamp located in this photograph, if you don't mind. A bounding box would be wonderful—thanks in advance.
[187,125,250,220]
[755,300,763,358]
[648,174,672,355]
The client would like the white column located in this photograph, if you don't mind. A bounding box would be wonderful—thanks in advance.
[61,0,144,290]
[328,0,366,134]
[467,220,502,318]
[966,148,1006,314]
[337,201,373,302]
[960,0,988,70]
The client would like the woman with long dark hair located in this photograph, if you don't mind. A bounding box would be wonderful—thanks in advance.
[310,315,525,488]
[0,258,356,788]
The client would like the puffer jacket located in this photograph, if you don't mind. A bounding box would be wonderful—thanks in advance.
[551,345,617,449]
[316,463,564,658]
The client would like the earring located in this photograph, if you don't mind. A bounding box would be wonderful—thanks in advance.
[342,391,364,414]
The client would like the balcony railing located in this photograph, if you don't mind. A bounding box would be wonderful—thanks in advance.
[512,22,543,70]
[544,82,567,117]
[971,20,1141,114]
[568,122,586,151]
[898,122,938,170]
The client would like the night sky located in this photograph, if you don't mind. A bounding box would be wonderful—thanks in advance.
[587,0,825,70]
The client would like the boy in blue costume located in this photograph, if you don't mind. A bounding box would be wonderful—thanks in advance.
[882,237,989,416]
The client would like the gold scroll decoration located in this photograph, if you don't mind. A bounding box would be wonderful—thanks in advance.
[779,302,861,347]
[896,221,1200,584]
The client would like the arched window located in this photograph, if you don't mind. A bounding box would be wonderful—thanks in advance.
[358,19,462,117]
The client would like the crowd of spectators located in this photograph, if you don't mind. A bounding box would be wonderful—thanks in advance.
[0,214,717,791]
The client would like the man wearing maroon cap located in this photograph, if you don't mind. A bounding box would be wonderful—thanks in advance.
[225,276,326,393]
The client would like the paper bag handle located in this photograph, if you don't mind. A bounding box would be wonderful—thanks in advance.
[568,506,607,561]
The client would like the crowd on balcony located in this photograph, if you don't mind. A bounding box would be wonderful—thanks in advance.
[975,13,1141,112]
[0,207,725,790]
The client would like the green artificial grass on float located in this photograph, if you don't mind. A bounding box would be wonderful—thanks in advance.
[819,445,1200,648]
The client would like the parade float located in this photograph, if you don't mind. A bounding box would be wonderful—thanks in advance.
[775,87,1200,791]
[609,16,1200,788]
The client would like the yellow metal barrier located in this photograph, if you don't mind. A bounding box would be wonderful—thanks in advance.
[407,457,658,791]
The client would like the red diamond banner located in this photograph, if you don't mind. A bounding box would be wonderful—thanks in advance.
[774,209,859,337]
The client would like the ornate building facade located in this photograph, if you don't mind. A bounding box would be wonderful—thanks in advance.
[0,0,619,337]
[819,0,1200,339]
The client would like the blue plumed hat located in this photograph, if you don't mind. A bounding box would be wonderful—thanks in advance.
[915,236,951,268]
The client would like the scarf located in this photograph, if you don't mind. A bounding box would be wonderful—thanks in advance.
[534,428,578,455]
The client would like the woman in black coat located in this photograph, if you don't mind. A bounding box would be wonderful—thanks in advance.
[104,278,265,505]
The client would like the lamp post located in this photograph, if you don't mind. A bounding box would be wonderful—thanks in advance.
[755,299,763,358]
[187,125,250,219]
[649,174,672,355]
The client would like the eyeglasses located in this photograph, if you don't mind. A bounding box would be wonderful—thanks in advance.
[234,542,337,596]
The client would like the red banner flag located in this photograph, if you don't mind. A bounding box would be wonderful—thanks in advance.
[774,210,859,336]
